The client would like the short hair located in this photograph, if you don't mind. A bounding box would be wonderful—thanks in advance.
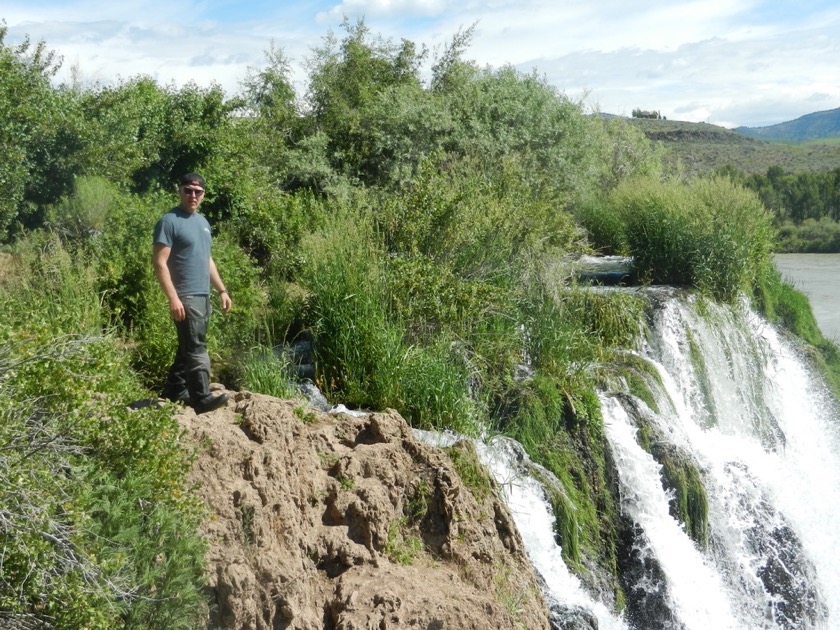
[179,173,206,189]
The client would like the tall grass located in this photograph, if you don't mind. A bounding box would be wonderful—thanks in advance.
[299,196,406,409]
[3,231,104,334]
[579,175,775,302]
[238,346,298,399]
[299,193,485,434]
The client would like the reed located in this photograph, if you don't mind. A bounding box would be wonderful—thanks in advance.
[581,176,775,302]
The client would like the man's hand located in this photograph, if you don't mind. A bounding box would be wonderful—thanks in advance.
[220,292,232,314]
[169,296,186,321]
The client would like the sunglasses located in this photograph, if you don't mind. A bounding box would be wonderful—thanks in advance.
[182,187,205,196]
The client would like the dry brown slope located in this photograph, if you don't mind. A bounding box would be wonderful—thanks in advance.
[176,389,551,629]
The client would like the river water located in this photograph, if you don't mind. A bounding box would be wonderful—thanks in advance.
[775,253,840,341]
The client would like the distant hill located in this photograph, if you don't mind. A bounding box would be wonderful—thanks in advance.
[734,107,840,141]
[625,117,840,176]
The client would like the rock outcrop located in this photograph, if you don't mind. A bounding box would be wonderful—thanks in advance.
[176,390,551,629]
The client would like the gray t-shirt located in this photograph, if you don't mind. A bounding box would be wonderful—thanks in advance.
[153,207,212,296]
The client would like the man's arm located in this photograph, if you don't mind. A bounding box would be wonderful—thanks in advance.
[209,256,232,314]
[153,243,186,321]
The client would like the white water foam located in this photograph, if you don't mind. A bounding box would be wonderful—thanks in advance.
[416,295,840,630]
[602,395,740,629]
[624,297,840,629]
[415,429,629,629]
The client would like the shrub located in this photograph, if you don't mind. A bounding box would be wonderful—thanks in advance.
[224,190,316,280]
[46,175,118,240]
[380,157,584,286]
[0,230,207,629]
[205,231,265,370]
[587,176,775,302]
[0,332,205,630]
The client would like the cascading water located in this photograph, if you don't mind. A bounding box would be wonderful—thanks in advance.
[419,289,840,629]
[416,429,630,629]
[605,291,840,630]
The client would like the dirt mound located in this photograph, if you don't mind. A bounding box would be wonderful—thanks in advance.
[176,390,551,629]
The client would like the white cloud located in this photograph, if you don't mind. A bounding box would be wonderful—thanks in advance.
[318,0,449,20]
[3,0,839,126]
[509,18,840,127]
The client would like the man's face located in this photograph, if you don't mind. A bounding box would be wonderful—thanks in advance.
[179,183,205,212]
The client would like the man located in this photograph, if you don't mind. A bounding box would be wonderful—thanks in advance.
[153,173,231,413]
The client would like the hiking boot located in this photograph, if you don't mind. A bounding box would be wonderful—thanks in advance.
[192,391,229,414]
[188,370,229,414]
[161,386,191,404]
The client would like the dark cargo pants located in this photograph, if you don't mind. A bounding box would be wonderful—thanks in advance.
[162,295,212,399]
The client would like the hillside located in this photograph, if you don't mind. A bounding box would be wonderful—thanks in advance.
[734,106,840,141]
[627,117,840,175]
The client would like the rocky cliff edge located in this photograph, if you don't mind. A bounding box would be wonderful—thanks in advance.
[175,389,551,629]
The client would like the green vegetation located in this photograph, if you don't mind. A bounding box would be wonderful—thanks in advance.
[0,239,206,629]
[628,117,840,252]
[753,266,840,401]
[578,175,774,302]
[239,347,298,399]
[446,441,494,503]
[651,444,709,549]
[2,18,838,626]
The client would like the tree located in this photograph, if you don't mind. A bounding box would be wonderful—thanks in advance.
[0,25,64,238]
[305,18,427,183]
[242,42,298,130]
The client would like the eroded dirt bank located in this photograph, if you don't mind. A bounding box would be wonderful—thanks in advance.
[176,390,551,629]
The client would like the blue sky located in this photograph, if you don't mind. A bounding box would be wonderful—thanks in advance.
[4,0,840,128]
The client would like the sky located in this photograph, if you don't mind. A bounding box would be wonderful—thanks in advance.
[4,0,840,129]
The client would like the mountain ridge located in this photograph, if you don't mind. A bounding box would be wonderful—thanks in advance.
[733,106,840,141]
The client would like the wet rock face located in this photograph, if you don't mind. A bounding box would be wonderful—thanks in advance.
[751,517,827,629]
[757,525,823,629]
[177,391,551,630]
[548,603,599,630]
[617,517,686,630]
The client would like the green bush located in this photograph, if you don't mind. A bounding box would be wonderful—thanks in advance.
[0,331,206,629]
[584,176,775,302]
[46,175,119,240]
[380,157,584,286]
[224,190,316,279]
[776,217,840,253]
[0,234,207,629]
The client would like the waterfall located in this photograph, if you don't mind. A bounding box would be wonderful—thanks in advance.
[418,291,840,629]
[609,292,840,629]
[416,428,630,629]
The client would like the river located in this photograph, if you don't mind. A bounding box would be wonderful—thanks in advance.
[775,253,840,341]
